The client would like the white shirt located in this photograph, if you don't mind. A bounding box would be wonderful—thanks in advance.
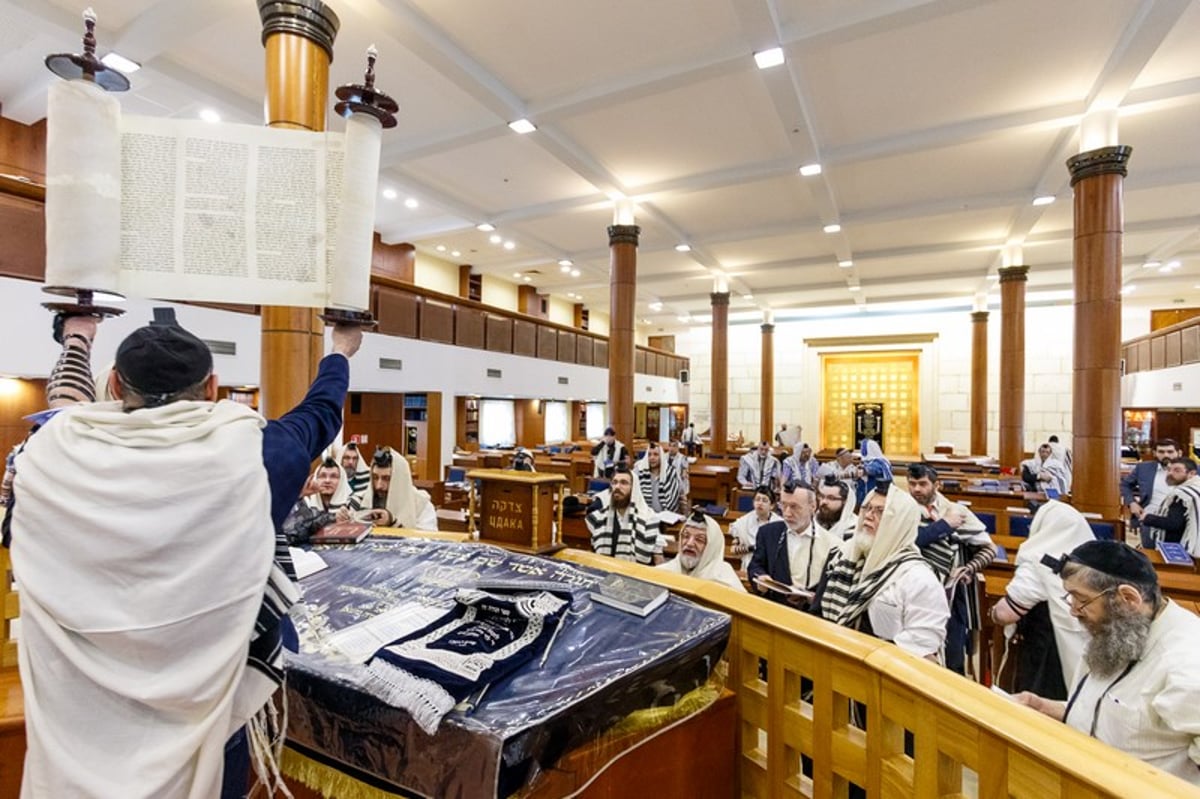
[865,560,949,658]
[785,522,838,590]
[1004,556,1087,690]
[1148,465,1170,512]
[1065,601,1200,785]
[729,511,783,569]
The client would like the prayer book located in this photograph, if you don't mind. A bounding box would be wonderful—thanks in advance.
[1156,541,1195,566]
[589,573,670,617]
[312,520,372,544]
[753,575,815,599]
[288,547,329,579]
[656,509,685,525]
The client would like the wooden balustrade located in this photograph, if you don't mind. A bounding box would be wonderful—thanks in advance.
[1123,315,1200,374]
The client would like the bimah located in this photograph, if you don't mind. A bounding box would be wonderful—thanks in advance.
[467,469,566,555]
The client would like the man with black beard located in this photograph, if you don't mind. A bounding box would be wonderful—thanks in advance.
[1017,541,1200,786]
[813,475,856,540]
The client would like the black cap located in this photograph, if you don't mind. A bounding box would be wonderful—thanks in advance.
[604,427,616,436]
[115,325,212,397]
[1047,540,1158,585]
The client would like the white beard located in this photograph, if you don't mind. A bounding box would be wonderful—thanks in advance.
[852,531,875,558]
[679,552,700,571]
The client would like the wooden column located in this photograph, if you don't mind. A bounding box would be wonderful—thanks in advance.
[258,0,338,418]
[759,320,775,444]
[998,266,1029,468]
[607,224,639,448]
[1068,145,1132,517]
[710,291,730,454]
[970,311,989,455]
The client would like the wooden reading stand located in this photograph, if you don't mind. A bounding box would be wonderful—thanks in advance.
[467,469,567,555]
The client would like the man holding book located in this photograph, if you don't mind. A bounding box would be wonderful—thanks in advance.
[283,457,357,545]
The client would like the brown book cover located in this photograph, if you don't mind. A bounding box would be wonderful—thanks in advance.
[311,521,373,545]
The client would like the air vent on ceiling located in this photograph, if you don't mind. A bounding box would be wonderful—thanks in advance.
[202,339,236,356]
[379,357,403,371]
[487,368,502,378]
[557,376,569,385]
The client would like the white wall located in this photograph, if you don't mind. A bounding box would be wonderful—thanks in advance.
[676,303,1076,455]
[413,252,459,296]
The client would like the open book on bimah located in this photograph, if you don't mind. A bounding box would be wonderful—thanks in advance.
[589,573,669,617]
[753,575,814,599]
[310,520,372,545]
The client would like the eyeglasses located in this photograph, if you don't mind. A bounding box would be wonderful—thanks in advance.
[1062,587,1114,611]
[860,502,886,518]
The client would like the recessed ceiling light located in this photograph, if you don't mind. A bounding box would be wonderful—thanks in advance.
[1142,260,1162,269]
[848,285,861,292]
[100,52,140,73]
[753,47,785,70]
[1032,195,1056,206]
[381,188,398,200]
[823,223,842,234]
[451,250,461,257]
[560,264,571,273]
[677,314,690,323]
[522,276,532,282]
[1159,264,1176,273]
[477,223,495,232]
[838,259,853,268]
[742,294,753,300]
[436,245,446,252]
[570,269,581,277]
[513,272,522,278]
[799,163,822,177]
[508,118,537,134]
[490,234,503,244]
[649,302,663,311]
[199,108,221,124]
[404,197,419,209]
[988,273,1000,281]
[558,259,573,267]
[503,240,516,250]
[1166,260,1182,269]
[675,244,691,253]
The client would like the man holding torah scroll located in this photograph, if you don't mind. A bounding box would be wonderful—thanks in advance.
[9,318,362,798]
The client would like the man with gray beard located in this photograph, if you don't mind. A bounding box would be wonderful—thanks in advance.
[1017,541,1200,786]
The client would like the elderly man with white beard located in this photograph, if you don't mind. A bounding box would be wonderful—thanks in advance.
[1016,541,1200,786]
[659,511,745,592]
[811,483,949,660]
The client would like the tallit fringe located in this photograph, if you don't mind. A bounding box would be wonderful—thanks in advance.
[363,660,455,735]
[279,748,401,799]
[248,688,294,799]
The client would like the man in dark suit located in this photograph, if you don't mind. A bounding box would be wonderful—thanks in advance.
[747,480,839,608]
[1121,438,1180,548]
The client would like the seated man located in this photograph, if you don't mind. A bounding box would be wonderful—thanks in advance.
[738,440,782,490]
[634,441,681,516]
[747,480,838,608]
[729,485,782,569]
[282,457,355,546]
[1122,438,1180,548]
[813,474,857,540]
[510,448,536,472]
[811,485,949,661]
[1020,442,1070,495]
[816,447,861,502]
[665,439,691,512]
[907,463,995,674]
[586,466,658,565]
[1017,541,1200,786]
[339,442,370,506]
[658,511,745,591]
[358,447,438,530]
[591,426,629,478]
[781,441,819,486]
[1136,456,1200,552]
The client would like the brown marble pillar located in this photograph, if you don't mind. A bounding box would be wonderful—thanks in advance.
[607,224,640,449]
[258,0,337,418]
[1068,145,1132,517]
[760,321,774,444]
[998,266,1029,468]
[710,291,730,454]
[970,311,989,455]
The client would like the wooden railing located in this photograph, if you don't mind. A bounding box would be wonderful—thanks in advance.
[1123,315,1200,374]
[555,549,1200,798]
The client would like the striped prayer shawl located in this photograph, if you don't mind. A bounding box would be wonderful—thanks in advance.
[818,546,925,627]
[587,496,658,565]
[636,462,681,515]
[1160,479,1200,555]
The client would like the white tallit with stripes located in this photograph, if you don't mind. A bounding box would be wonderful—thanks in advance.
[1155,474,1200,555]
[11,399,285,799]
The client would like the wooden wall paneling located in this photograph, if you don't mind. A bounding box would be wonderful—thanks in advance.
[374,285,420,338]
[455,305,485,349]
[0,118,46,180]
[1151,308,1200,331]
[1182,326,1200,364]
[420,300,455,344]
[1165,330,1182,368]
[635,349,647,374]
[557,330,576,363]
[0,378,46,469]
[343,391,405,453]
[1122,345,1136,373]
[1150,336,1166,370]
[0,193,45,281]
[513,319,538,357]
[486,315,513,353]
[514,398,543,448]
[370,235,415,282]
[576,336,593,367]
[537,325,558,360]
[1135,340,1151,373]
[594,340,608,366]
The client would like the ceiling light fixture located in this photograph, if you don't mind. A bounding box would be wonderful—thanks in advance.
[199,108,221,124]
[838,259,853,268]
[742,294,753,300]
[570,269,581,277]
[677,314,690,323]
[489,234,503,244]
[513,272,522,278]
[404,197,419,209]
[503,240,516,250]
[674,243,691,252]
[799,163,822,177]
[508,118,537,134]
[1121,285,1136,295]
[848,285,861,292]
[558,259,573,267]
[823,223,842,234]
[381,188,398,200]
[435,245,446,252]
[1032,195,1056,206]
[753,47,785,69]
[101,52,140,73]
[523,276,532,282]
[451,250,461,257]
[1166,260,1182,269]
[477,223,495,232]
[649,301,663,311]
[560,264,572,273]
[1142,260,1161,269]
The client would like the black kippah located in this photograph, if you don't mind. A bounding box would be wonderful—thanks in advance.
[1063,540,1157,584]
[115,325,212,397]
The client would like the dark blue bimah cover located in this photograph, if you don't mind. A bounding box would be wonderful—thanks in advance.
[284,538,731,798]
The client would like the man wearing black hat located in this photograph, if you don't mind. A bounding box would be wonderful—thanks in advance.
[1016,540,1200,786]
[9,316,362,798]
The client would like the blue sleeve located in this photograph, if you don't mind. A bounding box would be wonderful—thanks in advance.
[1119,465,1140,505]
[263,354,350,531]
[916,519,954,549]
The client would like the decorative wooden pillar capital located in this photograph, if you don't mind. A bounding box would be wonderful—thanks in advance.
[1066,145,1133,186]
[971,311,989,324]
[761,323,775,334]
[607,224,641,247]
[711,291,731,307]
[998,265,1030,284]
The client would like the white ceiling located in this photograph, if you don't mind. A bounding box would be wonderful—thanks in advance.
[3,0,1199,330]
